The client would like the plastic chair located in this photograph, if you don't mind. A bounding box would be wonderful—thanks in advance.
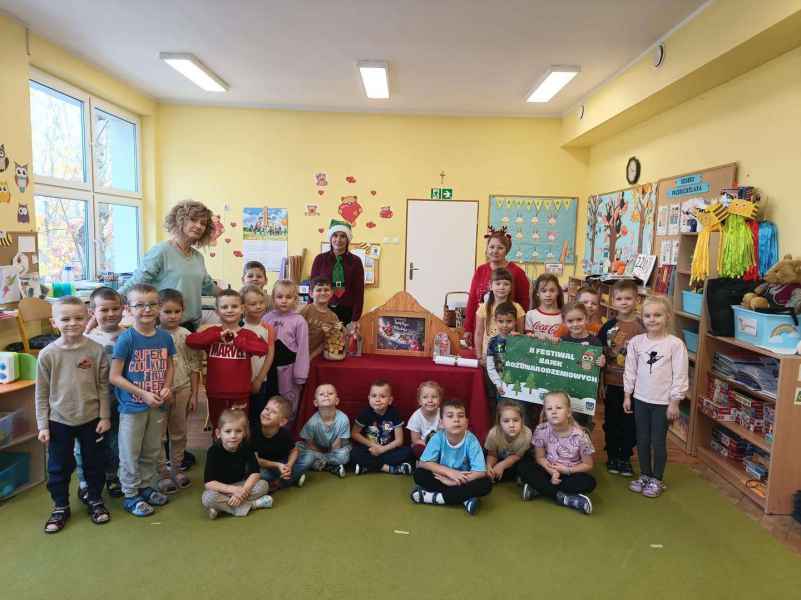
[15,298,55,356]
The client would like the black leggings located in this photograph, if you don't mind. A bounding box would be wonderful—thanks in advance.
[603,385,636,461]
[634,399,668,480]
[517,456,596,499]
[413,468,493,505]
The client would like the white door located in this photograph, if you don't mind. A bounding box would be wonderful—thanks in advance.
[405,200,478,315]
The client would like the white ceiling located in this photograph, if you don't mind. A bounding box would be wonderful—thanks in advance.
[1,0,707,116]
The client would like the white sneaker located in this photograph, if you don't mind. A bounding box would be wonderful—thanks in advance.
[207,507,219,520]
[253,495,273,510]
[296,473,306,488]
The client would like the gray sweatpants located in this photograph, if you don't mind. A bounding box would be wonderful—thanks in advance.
[294,443,351,472]
[118,408,163,498]
[201,480,270,516]
[634,399,668,481]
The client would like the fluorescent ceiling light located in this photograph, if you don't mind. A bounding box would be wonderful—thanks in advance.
[526,66,580,103]
[358,61,390,99]
[159,53,228,92]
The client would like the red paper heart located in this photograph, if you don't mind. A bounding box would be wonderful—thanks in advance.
[224,238,231,244]
[230,222,237,227]
[210,252,216,258]
[318,228,324,234]
[233,250,243,258]
[346,176,356,183]
[370,190,377,196]
[318,190,325,196]
[366,221,376,228]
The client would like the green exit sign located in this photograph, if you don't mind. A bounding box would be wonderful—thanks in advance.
[430,187,453,200]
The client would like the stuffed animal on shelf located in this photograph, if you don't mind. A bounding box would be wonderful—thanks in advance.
[742,254,801,313]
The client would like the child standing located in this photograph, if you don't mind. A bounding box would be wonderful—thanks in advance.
[474,268,525,359]
[559,302,604,350]
[241,284,276,429]
[110,284,176,517]
[202,409,272,518]
[351,380,414,475]
[157,289,202,494]
[484,302,519,410]
[555,286,603,337]
[299,276,341,360]
[262,280,309,423]
[624,296,689,498]
[253,396,307,490]
[598,279,645,477]
[410,399,492,515]
[187,289,270,429]
[295,383,351,478]
[242,260,268,291]
[484,400,532,483]
[407,381,443,459]
[525,273,564,340]
[37,297,111,533]
[83,286,126,499]
[518,391,596,515]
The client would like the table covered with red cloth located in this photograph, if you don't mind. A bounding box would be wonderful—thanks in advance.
[295,354,490,442]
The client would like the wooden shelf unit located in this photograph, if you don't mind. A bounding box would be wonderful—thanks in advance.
[0,379,44,501]
[693,334,801,515]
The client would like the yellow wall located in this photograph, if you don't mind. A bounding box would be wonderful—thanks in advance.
[157,105,588,310]
[581,45,801,259]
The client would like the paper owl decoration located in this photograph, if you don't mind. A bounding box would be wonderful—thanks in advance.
[0,180,10,203]
[17,203,30,223]
[14,162,29,193]
[0,144,9,172]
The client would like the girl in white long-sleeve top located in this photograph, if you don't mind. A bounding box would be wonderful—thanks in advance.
[622,296,688,498]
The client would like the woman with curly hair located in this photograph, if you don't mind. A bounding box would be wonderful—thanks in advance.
[120,200,220,330]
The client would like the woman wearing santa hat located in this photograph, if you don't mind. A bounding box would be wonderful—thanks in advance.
[310,219,365,325]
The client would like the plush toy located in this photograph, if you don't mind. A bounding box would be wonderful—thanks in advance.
[742,254,801,313]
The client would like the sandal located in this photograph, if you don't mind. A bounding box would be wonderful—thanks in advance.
[88,500,111,525]
[174,472,191,489]
[122,496,154,517]
[106,477,123,498]
[140,486,169,506]
[77,486,90,506]
[44,507,71,534]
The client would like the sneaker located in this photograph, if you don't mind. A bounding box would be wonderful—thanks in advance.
[296,473,306,488]
[463,497,480,516]
[179,450,196,472]
[606,459,620,474]
[629,475,650,493]
[324,464,346,478]
[354,464,365,476]
[410,485,424,504]
[642,478,664,498]
[140,487,169,506]
[521,483,539,502]
[557,492,592,515]
[207,507,219,520]
[77,486,90,506]
[387,463,413,475]
[618,460,634,477]
[253,495,273,510]
[158,477,178,495]
[312,458,327,471]
[175,472,191,489]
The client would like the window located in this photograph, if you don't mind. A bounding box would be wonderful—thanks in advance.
[29,70,142,281]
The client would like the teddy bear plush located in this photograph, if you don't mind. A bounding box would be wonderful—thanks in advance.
[742,254,801,312]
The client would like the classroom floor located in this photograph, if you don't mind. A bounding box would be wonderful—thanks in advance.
[3,397,800,600]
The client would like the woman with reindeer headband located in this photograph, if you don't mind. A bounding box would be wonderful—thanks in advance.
[463,227,530,349]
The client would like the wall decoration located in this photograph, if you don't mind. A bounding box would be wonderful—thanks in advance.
[668,204,681,235]
[317,227,325,234]
[233,250,243,258]
[209,252,216,258]
[317,190,325,196]
[656,205,668,235]
[369,244,381,259]
[14,162,28,193]
[338,196,363,225]
[304,204,320,217]
[345,176,356,184]
[377,316,426,352]
[229,222,237,228]
[0,265,21,304]
[16,203,29,224]
[379,206,393,219]
[209,214,225,245]
[582,183,656,274]
[366,221,376,228]
[0,144,8,172]
[315,172,328,187]
[0,180,10,203]
[490,195,578,264]
[224,238,231,244]
[370,190,377,196]
[241,207,288,273]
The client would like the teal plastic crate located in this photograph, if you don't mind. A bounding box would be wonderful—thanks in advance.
[683,329,699,353]
[0,452,30,499]
[732,305,801,354]
[682,291,703,316]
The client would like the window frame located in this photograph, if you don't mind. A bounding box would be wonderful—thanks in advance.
[29,69,143,280]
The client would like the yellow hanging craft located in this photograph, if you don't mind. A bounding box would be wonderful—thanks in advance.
[690,203,727,285]
[534,198,543,211]
[562,198,572,210]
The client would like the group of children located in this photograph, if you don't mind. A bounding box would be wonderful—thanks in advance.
[34,260,688,531]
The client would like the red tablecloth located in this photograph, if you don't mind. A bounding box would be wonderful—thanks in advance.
[295,354,490,442]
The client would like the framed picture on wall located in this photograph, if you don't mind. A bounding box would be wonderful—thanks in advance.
[374,313,428,356]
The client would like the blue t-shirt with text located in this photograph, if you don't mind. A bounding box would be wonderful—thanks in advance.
[112,328,176,414]
[421,430,486,471]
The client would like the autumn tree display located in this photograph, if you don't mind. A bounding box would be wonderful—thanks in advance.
[631,183,655,253]
[602,192,628,264]
[586,195,603,265]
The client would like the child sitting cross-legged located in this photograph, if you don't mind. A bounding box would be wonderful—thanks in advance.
[484,400,532,483]
[202,409,273,519]
[410,399,492,515]
[295,384,351,478]
[407,381,443,459]
[253,395,307,491]
[350,380,414,475]
[517,391,596,515]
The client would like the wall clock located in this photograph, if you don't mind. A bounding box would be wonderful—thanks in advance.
[626,156,641,185]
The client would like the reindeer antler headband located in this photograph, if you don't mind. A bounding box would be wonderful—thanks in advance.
[484,225,511,241]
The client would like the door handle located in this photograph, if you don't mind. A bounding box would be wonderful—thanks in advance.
[409,262,420,280]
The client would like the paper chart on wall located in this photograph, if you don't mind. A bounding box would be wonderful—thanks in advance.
[668,204,681,235]
[243,239,286,273]
[0,265,21,304]
[243,207,289,241]
[656,206,669,236]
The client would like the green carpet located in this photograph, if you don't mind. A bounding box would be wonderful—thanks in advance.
[1,463,799,600]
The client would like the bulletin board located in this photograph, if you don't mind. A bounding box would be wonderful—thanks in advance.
[489,195,578,264]
[582,183,657,275]
[0,230,42,304]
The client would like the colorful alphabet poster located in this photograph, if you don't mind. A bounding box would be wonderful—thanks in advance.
[582,183,657,275]
[489,195,577,264]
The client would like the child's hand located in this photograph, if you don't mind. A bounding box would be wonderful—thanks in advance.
[368,445,384,456]
[251,378,263,394]
[189,394,197,413]
[142,391,163,408]
[550,472,561,485]
[158,386,172,403]
[597,355,606,368]
[96,419,111,434]
[220,329,235,343]
[38,429,49,443]
[667,401,680,421]
[433,473,460,487]
[489,464,505,481]
[278,463,292,479]
[623,396,632,414]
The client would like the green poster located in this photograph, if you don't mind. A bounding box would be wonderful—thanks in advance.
[502,336,602,415]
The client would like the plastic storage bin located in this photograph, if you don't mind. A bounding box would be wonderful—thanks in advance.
[731,306,801,354]
[0,409,23,447]
[0,452,30,498]
[683,330,699,353]
[682,291,704,316]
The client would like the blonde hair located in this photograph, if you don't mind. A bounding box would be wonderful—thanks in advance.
[216,409,250,439]
[164,200,214,247]
[240,284,266,299]
[539,391,576,427]
[642,295,674,330]
[496,399,524,425]
[417,381,443,405]
[272,279,298,306]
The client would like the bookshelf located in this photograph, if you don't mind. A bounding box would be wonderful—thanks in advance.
[0,379,45,500]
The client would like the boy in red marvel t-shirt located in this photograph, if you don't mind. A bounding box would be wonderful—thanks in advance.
[187,289,269,428]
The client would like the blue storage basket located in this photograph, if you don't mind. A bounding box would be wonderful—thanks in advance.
[682,291,703,316]
[0,452,30,498]
[683,330,699,353]
[732,306,801,354]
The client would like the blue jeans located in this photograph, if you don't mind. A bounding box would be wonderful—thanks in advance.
[350,444,413,471]
[295,444,351,472]
[259,461,308,487]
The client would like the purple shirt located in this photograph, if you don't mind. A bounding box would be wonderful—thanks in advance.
[532,422,594,468]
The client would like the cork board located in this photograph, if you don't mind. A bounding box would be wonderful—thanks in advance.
[0,230,39,273]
